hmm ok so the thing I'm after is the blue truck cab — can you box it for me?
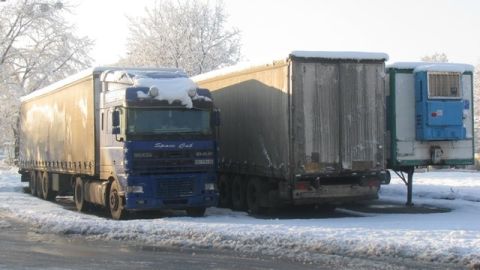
[100,69,219,218]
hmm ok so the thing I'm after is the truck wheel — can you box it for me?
[29,171,37,196]
[231,176,246,210]
[41,172,57,201]
[246,178,266,215]
[186,207,206,217]
[218,175,232,208]
[74,177,87,212]
[36,171,44,198]
[108,180,127,220]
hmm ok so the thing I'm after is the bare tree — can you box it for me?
[421,52,448,63]
[0,0,93,148]
[122,0,241,76]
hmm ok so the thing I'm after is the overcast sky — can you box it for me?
[70,0,480,67]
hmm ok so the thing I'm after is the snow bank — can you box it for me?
[102,69,210,109]
[382,171,480,202]
[21,67,197,103]
[290,51,389,61]
[0,168,479,267]
[387,62,433,70]
[414,63,475,73]
[0,220,11,229]
[388,62,474,73]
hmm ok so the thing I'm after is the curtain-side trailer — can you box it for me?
[193,51,390,213]
[17,67,219,219]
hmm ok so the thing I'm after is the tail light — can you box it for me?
[295,181,309,190]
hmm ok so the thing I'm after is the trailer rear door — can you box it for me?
[291,59,386,174]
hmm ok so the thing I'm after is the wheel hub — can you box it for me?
[110,191,119,211]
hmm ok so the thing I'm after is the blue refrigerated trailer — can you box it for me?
[386,62,475,205]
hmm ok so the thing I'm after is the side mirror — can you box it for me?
[112,110,120,135]
[212,109,221,127]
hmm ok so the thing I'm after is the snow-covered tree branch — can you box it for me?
[421,52,449,63]
[121,0,241,76]
[0,0,93,148]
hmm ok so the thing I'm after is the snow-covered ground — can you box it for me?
[0,166,479,268]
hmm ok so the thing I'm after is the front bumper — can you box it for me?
[126,193,218,211]
[124,173,219,211]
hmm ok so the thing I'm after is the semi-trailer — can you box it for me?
[193,51,391,213]
[17,67,219,219]
[386,62,475,205]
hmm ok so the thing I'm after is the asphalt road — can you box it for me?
[0,198,464,270]
[0,215,326,270]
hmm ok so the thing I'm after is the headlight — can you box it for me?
[204,183,216,191]
[117,174,128,187]
[127,186,144,193]
[194,159,214,165]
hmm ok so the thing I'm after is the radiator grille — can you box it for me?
[157,178,194,198]
[131,150,212,174]
[428,72,461,98]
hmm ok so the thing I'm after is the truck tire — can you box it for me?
[108,180,127,220]
[29,171,37,196]
[217,174,232,208]
[186,207,206,217]
[74,177,87,212]
[231,176,246,210]
[41,172,57,201]
[246,178,266,215]
[36,171,44,198]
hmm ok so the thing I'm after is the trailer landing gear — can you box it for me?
[392,166,414,207]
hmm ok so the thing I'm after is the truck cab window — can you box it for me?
[126,108,211,136]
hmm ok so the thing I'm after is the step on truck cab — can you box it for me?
[17,67,219,219]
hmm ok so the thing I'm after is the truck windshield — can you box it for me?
[127,108,211,135]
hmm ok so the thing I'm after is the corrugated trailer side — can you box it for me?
[18,73,96,176]
[195,61,291,179]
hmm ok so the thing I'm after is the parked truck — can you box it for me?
[17,67,219,219]
[193,51,391,213]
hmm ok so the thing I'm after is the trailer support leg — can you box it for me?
[393,166,414,207]
[406,168,414,207]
